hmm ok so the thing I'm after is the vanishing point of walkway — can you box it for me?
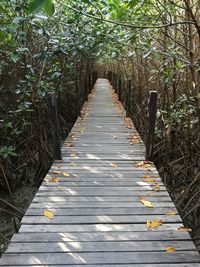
[1,79,200,266]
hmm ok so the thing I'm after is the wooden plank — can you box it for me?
[25,207,177,216]
[1,251,200,265]
[32,196,173,203]
[19,223,184,233]
[21,214,181,224]
[6,240,196,253]
[11,231,192,243]
[5,264,200,267]
[29,201,175,208]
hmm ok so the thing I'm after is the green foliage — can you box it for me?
[28,0,55,15]
[0,146,17,160]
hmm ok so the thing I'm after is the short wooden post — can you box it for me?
[92,71,98,87]
[75,80,81,116]
[145,91,158,161]
[88,73,92,93]
[118,78,122,102]
[107,71,112,83]
[84,76,88,101]
[47,92,62,160]
[126,79,131,117]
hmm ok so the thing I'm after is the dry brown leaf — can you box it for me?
[146,219,163,230]
[152,183,161,192]
[143,175,152,178]
[143,179,156,183]
[43,210,54,219]
[166,210,176,216]
[65,143,73,147]
[49,177,61,183]
[111,163,118,168]
[166,246,176,253]
[63,172,70,177]
[70,162,76,167]
[140,197,154,208]
[177,226,192,232]
[52,171,61,174]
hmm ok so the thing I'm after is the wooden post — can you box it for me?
[75,79,81,116]
[84,76,88,101]
[145,91,158,161]
[92,71,98,87]
[47,92,62,160]
[107,71,112,83]
[88,73,92,93]
[126,79,131,117]
[118,78,122,102]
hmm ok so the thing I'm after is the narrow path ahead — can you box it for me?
[1,79,200,266]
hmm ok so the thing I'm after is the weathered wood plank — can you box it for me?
[11,231,191,243]
[1,251,200,265]
[6,240,196,253]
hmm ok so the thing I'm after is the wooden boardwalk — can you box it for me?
[1,79,200,266]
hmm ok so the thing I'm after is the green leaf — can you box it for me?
[28,0,47,14]
[44,0,55,16]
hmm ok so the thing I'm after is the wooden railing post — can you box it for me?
[145,91,158,161]
[118,77,122,102]
[88,73,92,93]
[126,79,131,117]
[47,92,62,160]
[75,79,81,116]
[107,71,112,83]
[92,71,98,87]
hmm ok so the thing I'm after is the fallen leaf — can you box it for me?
[166,246,176,253]
[52,171,62,174]
[135,161,152,168]
[43,210,54,219]
[177,226,192,232]
[143,179,156,183]
[166,210,176,216]
[146,219,163,230]
[70,162,76,167]
[140,197,154,208]
[71,153,77,158]
[143,175,152,178]
[63,172,70,177]
[152,183,161,192]
[111,163,118,168]
[66,143,73,148]
[49,177,61,183]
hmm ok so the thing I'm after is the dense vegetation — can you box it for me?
[0,0,200,253]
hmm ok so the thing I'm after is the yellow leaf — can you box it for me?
[111,163,118,168]
[152,183,161,192]
[140,197,154,208]
[49,177,61,183]
[143,179,156,183]
[146,219,163,230]
[43,210,54,219]
[166,246,176,253]
[166,210,176,216]
[63,172,70,177]
[143,175,152,178]
[177,226,192,232]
